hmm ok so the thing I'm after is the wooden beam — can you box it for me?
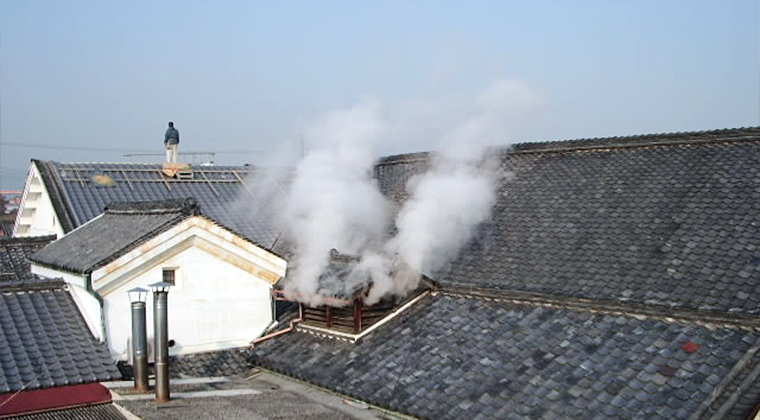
[232,170,258,200]
[120,169,134,191]
[198,169,220,197]
[158,170,172,191]
[353,298,362,333]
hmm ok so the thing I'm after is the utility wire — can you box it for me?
[1,141,280,155]
[1,142,153,153]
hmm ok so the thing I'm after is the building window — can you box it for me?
[162,268,177,285]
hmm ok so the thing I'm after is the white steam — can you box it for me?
[268,79,542,306]
[278,99,391,305]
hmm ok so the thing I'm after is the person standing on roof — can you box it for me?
[164,121,180,163]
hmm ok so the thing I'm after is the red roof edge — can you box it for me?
[0,383,111,417]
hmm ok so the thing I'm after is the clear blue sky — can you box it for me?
[1,0,758,190]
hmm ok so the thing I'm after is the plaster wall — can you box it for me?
[100,245,274,360]
[14,163,65,238]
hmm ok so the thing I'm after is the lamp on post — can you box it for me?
[149,281,172,402]
[127,287,149,393]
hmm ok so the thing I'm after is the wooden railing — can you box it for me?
[300,298,398,334]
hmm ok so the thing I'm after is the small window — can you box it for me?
[162,268,177,285]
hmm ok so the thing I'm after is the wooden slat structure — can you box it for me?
[300,298,400,334]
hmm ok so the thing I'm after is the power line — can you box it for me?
[1,142,152,153]
[0,141,280,155]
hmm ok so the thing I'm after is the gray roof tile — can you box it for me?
[26,127,760,419]
[0,236,56,285]
[31,198,283,275]
[34,161,280,250]
[0,285,121,392]
[11,403,127,420]
[29,199,194,273]
[0,237,121,393]
[31,128,760,313]
[167,347,250,379]
[251,293,760,420]
[376,127,760,314]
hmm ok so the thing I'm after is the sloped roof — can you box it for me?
[0,218,14,237]
[0,235,56,286]
[1,237,120,393]
[252,292,760,420]
[29,199,196,274]
[0,280,121,393]
[10,404,127,420]
[376,126,760,315]
[251,127,760,419]
[313,252,367,301]
[31,161,280,249]
[169,348,250,379]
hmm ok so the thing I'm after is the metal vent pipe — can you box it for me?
[150,281,172,402]
[127,287,149,392]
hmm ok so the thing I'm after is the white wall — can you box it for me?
[29,216,286,361]
[14,163,65,238]
[101,245,274,360]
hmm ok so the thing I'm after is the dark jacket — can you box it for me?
[164,127,180,144]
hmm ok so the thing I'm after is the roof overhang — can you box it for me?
[89,215,287,295]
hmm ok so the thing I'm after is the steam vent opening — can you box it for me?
[279,250,434,335]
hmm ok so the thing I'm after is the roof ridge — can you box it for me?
[32,159,78,231]
[690,341,760,420]
[50,160,257,170]
[375,151,431,166]
[0,278,66,293]
[509,126,760,154]
[373,126,760,165]
[0,234,57,245]
[440,286,760,329]
[105,197,201,216]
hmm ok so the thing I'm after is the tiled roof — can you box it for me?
[0,235,56,286]
[375,127,760,315]
[117,348,250,381]
[251,127,760,420]
[32,161,280,250]
[251,292,760,420]
[29,200,194,274]
[169,348,251,379]
[11,404,127,420]
[33,160,77,233]
[0,281,122,393]
[313,251,368,300]
[25,127,760,419]
[0,218,14,237]
[508,126,760,154]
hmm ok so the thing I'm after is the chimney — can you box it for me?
[127,287,149,392]
[150,281,172,402]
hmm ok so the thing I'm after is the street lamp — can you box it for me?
[127,287,149,392]
[149,281,172,402]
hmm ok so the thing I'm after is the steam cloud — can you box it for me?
[261,80,542,306]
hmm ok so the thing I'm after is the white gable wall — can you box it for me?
[14,163,65,238]
[102,245,274,360]
[31,216,286,361]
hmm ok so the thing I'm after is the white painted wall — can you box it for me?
[102,245,274,360]
[29,215,286,361]
[14,163,65,238]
